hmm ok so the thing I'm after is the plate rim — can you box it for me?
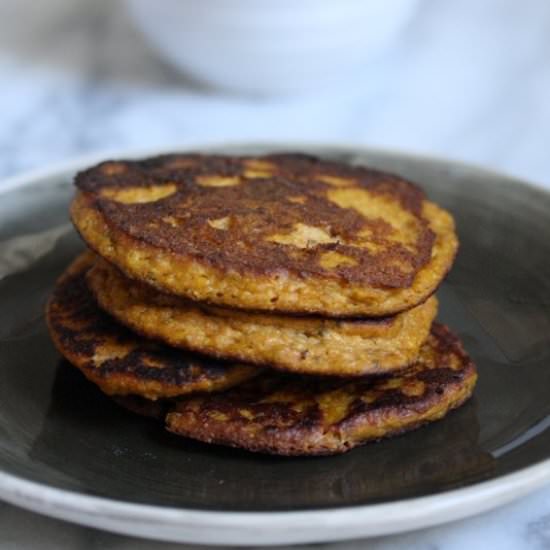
[0,459,549,545]
[1,140,549,196]
[1,141,550,545]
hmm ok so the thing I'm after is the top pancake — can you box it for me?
[71,153,458,316]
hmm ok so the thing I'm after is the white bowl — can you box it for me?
[125,0,419,96]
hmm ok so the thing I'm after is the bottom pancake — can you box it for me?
[166,324,477,456]
[46,253,259,400]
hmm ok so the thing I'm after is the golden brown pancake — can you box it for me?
[46,253,259,400]
[71,153,458,317]
[88,256,438,377]
[166,324,477,456]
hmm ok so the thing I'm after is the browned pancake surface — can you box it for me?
[71,153,458,316]
[167,324,477,456]
[46,253,259,399]
[76,154,430,287]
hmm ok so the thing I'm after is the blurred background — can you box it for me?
[0,0,550,187]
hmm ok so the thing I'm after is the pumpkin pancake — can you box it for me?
[71,153,458,317]
[46,252,259,400]
[166,324,477,456]
[87,257,438,377]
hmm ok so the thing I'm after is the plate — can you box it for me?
[0,144,549,545]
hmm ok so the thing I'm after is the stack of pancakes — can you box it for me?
[47,153,477,456]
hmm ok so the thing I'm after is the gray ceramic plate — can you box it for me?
[0,144,549,545]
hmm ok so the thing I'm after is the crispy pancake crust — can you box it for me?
[46,253,259,400]
[88,257,438,377]
[71,153,458,316]
[166,324,477,456]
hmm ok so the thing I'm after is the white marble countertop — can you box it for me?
[0,0,549,548]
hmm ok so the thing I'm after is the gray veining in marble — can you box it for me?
[0,0,549,548]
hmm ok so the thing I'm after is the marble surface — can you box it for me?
[0,0,549,548]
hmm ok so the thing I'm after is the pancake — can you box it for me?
[166,324,477,456]
[88,257,438,377]
[71,153,458,317]
[46,253,259,400]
